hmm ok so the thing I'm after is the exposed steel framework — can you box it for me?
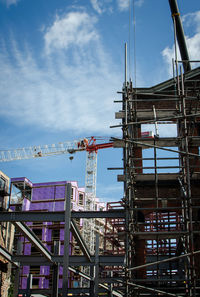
[112,59,200,296]
[1,1,200,296]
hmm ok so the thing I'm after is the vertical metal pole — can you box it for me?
[153,105,159,136]
[94,233,100,297]
[90,266,94,296]
[109,271,113,297]
[123,42,131,296]
[26,274,32,297]
[13,239,22,297]
[13,269,20,297]
[181,68,196,296]
[52,241,60,297]
[62,183,72,297]
[125,43,127,86]
[154,136,160,284]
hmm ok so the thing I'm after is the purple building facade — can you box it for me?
[10,177,88,290]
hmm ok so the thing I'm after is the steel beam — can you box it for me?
[0,245,19,267]
[125,280,182,297]
[0,210,125,221]
[128,249,200,272]
[113,137,200,150]
[118,172,200,182]
[14,221,53,262]
[115,111,200,124]
[12,255,125,266]
[18,287,123,296]
[68,266,92,281]
[68,266,123,297]
[71,219,91,261]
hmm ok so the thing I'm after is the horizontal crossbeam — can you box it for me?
[0,210,125,221]
[12,255,125,266]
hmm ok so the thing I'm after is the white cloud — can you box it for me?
[117,0,144,11]
[90,0,113,14]
[0,11,121,135]
[135,0,144,7]
[90,0,103,14]
[117,0,129,11]
[44,12,99,54]
[0,0,19,7]
[162,10,200,76]
[182,11,200,32]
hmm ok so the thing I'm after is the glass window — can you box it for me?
[10,184,23,204]
[78,193,84,206]
[71,188,74,200]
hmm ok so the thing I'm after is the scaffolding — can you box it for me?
[0,61,200,297]
[1,1,200,296]
[112,60,200,296]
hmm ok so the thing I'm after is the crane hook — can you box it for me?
[69,156,74,161]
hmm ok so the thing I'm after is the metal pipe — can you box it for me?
[117,279,182,297]
[125,138,200,158]
[94,233,100,297]
[128,249,200,271]
[125,43,127,86]
[111,112,200,128]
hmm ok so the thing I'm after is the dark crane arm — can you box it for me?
[168,0,191,72]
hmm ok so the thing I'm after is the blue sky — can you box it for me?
[0,0,200,202]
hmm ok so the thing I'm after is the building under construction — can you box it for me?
[0,0,200,296]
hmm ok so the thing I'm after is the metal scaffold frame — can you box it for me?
[111,52,200,295]
[0,1,200,296]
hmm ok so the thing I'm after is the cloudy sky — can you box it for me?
[0,0,199,202]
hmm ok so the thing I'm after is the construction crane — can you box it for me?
[0,136,113,253]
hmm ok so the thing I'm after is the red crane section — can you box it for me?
[78,136,113,153]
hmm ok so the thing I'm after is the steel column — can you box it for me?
[13,239,22,297]
[94,233,100,297]
[90,264,94,296]
[25,274,32,297]
[62,183,72,297]
[52,241,60,297]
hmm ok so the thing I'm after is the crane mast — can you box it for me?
[84,150,97,253]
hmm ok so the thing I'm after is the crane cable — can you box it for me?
[128,0,137,88]
[133,0,137,88]
[128,0,131,81]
